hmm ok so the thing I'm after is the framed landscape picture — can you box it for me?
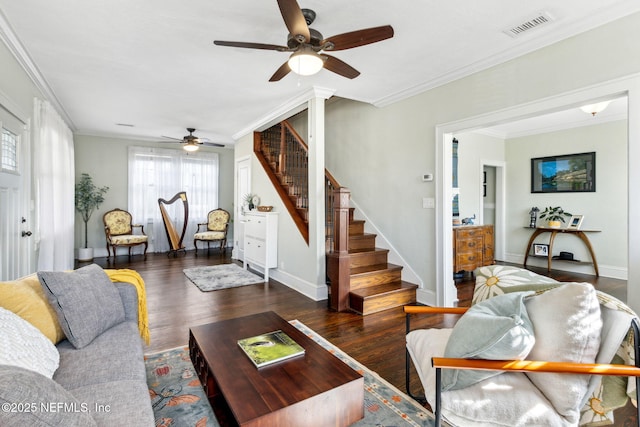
[531,152,595,193]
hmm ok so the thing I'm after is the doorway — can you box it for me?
[435,78,639,310]
[0,103,32,280]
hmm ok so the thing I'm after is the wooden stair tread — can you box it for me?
[350,281,418,298]
[349,233,377,240]
[350,263,402,276]
[348,247,388,255]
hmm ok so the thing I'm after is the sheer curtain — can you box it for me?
[128,146,219,253]
[33,98,75,271]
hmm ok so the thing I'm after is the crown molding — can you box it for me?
[0,8,75,130]
[233,86,336,140]
[373,1,640,108]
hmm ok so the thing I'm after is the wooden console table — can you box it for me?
[523,227,601,276]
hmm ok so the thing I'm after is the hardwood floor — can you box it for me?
[83,252,634,423]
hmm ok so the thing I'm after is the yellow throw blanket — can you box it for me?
[105,269,150,345]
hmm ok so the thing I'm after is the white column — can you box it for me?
[307,95,326,288]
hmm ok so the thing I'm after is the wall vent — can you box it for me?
[503,12,554,38]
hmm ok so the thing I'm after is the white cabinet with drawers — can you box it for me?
[243,212,278,282]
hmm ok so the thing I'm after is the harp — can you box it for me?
[158,191,189,256]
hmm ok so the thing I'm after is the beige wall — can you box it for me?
[74,134,235,255]
[504,120,628,274]
[318,12,640,305]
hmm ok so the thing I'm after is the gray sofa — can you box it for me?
[0,267,154,427]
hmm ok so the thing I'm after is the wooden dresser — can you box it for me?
[453,225,494,273]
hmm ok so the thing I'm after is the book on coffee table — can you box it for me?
[238,330,305,368]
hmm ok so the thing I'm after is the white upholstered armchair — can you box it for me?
[405,265,640,427]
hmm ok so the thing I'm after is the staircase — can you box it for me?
[327,201,418,315]
[255,121,417,315]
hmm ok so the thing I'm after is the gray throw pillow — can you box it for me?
[442,291,535,390]
[38,264,125,349]
[0,365,97,427]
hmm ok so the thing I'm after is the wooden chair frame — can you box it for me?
[103,208,148,261]
[404,305,640,427]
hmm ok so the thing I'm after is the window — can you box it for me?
[1,127,18,173]
[128,146,219,253]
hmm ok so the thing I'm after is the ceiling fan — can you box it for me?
[161,128,225,152]
[213,0,394,81]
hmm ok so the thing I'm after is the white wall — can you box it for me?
[74,134,235,256]
[320,12,640,308]
[454,132,505,221]
[233,131,325,300]
[504,120,628,277]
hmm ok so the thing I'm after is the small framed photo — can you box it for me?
[533,243,549,256]
[567,215,584,230]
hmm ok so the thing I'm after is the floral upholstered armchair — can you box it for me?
[194,208,230,254]
[103,208,148,261]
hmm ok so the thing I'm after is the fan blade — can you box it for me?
[161,135,183,141]
[323,55,360,79]
[277,0,309,43]
[322,25,394,51]
[214,40,289,51]
[269,61,292,82]
[202,142,226,148]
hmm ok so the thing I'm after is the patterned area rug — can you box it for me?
[145,320,436,427]
[183,263,263,292]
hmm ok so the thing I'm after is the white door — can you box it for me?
[0,104,32,280]
[233,156,251,260]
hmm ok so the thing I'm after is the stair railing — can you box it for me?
[254,120,341,247]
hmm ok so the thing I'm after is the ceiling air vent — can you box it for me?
[503,12,554,38]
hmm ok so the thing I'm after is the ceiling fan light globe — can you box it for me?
[288,50,324,76]
[183,143,199,152]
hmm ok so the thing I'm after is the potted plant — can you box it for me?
[243,193,257,211]
[539,206,571,228]
[75,173,109,261]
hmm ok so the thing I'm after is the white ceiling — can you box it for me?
[1,0,638,146]
[476,96,628,139]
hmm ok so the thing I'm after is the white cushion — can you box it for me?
[406,327,452,405]
[442,291,535,390]
[0,307,60,378]
[525,283,602,424]
[407,327,568,426]
[442,372,570,427]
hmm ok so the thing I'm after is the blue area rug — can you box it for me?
[145,320,435,427]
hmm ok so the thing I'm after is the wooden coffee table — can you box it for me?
[189,311,364,427]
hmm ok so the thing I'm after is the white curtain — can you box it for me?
[33,98,75,271]
[128,146,219,253]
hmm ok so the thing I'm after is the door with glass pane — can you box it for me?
[0,105,31,280]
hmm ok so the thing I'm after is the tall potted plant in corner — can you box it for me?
[75,173,109,261]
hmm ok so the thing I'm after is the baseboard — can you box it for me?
[269,269,328,302]
[503,252,628,280]
[416,288,437,306]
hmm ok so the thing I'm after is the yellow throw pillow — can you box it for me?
[0,274,65,344]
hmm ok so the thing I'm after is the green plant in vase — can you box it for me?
[75,173,109,260]
[539,206,571,228]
